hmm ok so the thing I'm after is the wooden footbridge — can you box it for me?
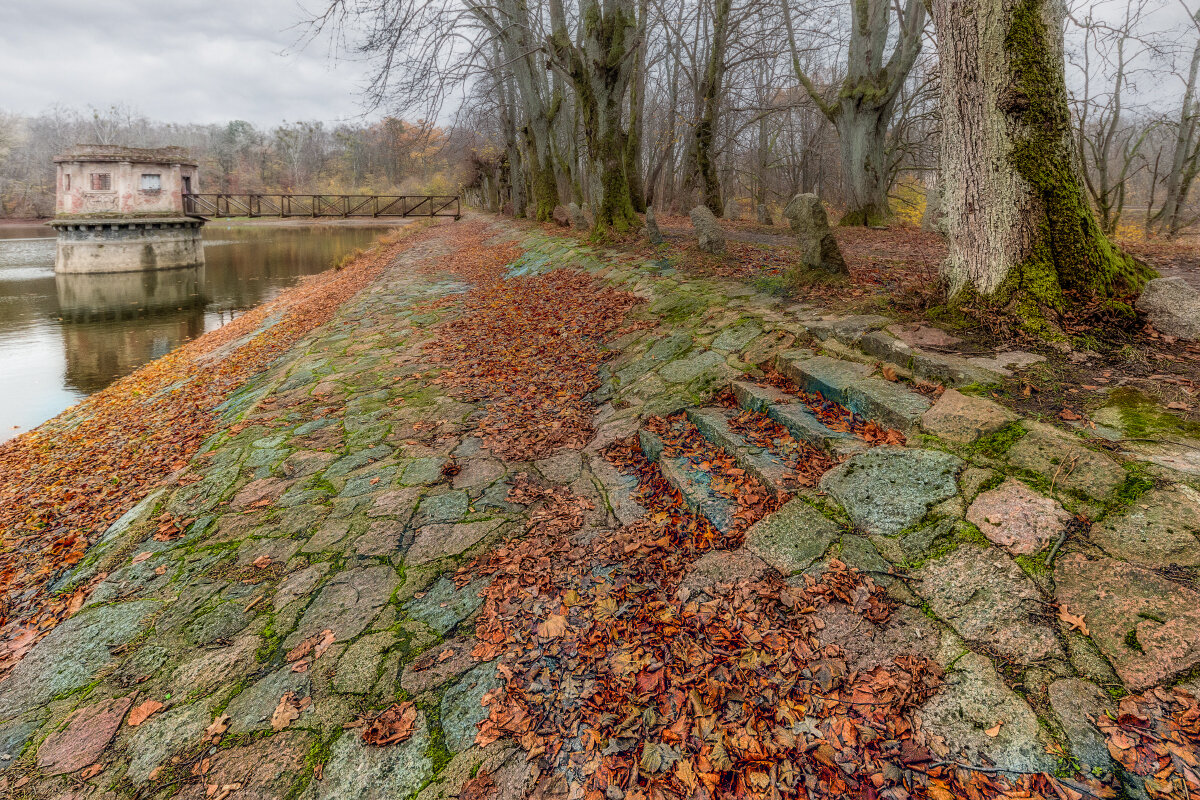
[182,193,461,220]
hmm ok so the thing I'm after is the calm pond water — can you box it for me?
[0,222,400,442]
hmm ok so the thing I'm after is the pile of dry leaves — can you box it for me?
[1097,687,1200,799]
[452,433,949,800]
[422,222,642,460]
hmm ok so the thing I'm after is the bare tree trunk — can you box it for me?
[933,0,1151,333]
[1155,16,1200,239]
[694,0,732,215]
[548,0,640,233]
[783,0,925,226]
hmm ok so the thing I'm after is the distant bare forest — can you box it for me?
[0,106,476,218]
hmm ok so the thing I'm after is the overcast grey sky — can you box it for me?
[0,0,370,126]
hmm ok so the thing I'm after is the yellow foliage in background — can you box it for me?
[890,177,927,227]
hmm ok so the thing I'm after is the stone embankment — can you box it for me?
[1,215,1196,800]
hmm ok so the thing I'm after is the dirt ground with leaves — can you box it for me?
[1,213,1199,800]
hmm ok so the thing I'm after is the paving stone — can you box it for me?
[819,447,962,536]
[658,350,726,384]
[453,457,505,490]
[535,451,583,483]
[966,350,1046,376]
[887,323,962,349]
[171,635,261,695]
[303,521,351,553]
[367,488,422,521]
[766,403,861,455]
[237,537,300,567]
[1006,423,1126,500]
[1048,678,1114,774]
[915,544,1063,665]
[742,330,796,366]
[285,565,398,647]
[815,603,941,672]
[354,519,410,558]
[679,549,770,598]
[334,632,394,694]
[185,602,252,647]
[340,466,399,498]
[921,389,1016,443]
[125,701,211,783]
[417,491,470,523]
[400,456,449,486]
[231,477,295,510]
[175,730,313,800]
[588,456,645,526]
[1055,553,1200,690]
[116,644,170,686]
[1088,486,1200,568]
[0,718,40,770]
[325,445,393,478]
[646,332,692,362]
[316,715,435,800]
[415,742,518,800]
[280,450,338,478]
[743,498,840,575]
[404,577,488,635]
[917,650,1056,774]
[37,694,135,776]
[406,520,504,565]
[711,321,762,353]
[0,599,159,719]
[966,479,1071,556]
[800,315,889,343]
[441,665,501,758]
[399,637,479,696]
[273,563,330,612]
[225,667,311,734]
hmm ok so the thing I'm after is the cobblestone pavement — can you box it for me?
[1,215,1197,799]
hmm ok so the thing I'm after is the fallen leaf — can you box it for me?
[77,763,104,779]
[127,699,164,727]
[985,721,1004,737]
[361,701,418,746]
[252,555,272,569]
[1058,605,1089,636]
[205,713,230,743]
[537,613,568,639]
[881,365,898,382]
[131,551,153,564]
[271,692,310,731]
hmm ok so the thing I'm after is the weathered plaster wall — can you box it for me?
[56,161,197,217]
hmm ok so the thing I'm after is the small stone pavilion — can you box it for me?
[49,145,205,273]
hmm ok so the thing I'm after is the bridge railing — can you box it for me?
[182,193,460,219]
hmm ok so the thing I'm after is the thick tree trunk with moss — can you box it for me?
[548,0,640,234]
[933,0,1151,332]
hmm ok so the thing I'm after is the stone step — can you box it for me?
[730,380,793,413]
[776,352,930,432]
[730,380,862,456]
[857,331,1003,388]
[767,405,865,457]
[637,429,737,533]
[685,407,791,499]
